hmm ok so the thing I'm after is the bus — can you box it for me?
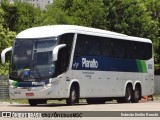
[1,25,154,106]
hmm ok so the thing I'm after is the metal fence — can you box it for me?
[0,75,160,99]
[0,75,9,99]
[154,75,160,95]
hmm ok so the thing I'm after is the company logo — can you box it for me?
[24,71,29,76]
[32,82,45,86]
[73,62,79,68]
[82,58,98,68]
[2,112,12,118]
[23,69,30,79]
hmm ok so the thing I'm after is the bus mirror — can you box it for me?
[52,44,66,61]
[1,47,12,64]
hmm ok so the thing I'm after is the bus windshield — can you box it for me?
[10,38,58,81]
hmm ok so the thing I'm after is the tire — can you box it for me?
[131,87,140,103]
[28,99,38,106]
[66,86,78,105]
[86,98,106,104]
[117,86,133,103]
[124,86,133,103]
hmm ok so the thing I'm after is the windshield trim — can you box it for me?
[16,37,58,41]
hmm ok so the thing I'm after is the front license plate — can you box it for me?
[26,93,34,96]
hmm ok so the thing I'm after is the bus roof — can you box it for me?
[16,25,152,43]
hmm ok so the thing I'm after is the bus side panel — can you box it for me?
[72,70,126,98]
[141,59,154,96]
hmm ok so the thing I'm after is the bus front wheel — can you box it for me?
[66,86,78,105]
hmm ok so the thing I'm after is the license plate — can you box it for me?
[26,93,34,96]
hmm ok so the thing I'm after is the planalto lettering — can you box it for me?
[32,82,45,86]
[82,58,98,68]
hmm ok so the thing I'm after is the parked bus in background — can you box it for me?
[1,25,154,106]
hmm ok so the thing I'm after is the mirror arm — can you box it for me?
[1,47,12,64]
[52,44,66,61]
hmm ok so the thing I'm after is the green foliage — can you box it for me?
[143,0,160,63]
[0,63,9,75]
[0,6,16,75]
[0,8,4,24]
[143,0,160,21]
[1,1,43,33]
[104,0,158,39]
[0,25,16,55]
[43,0,106,29]
[65,0,106,29]
[0,25,16,74]
[42,2,72,25]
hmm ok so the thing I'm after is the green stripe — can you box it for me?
[12,81,19,87]
[136,60,147,73]
[141,60,147,73]
[136,60,142,72]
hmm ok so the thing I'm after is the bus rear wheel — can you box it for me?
[131,87,140,103]
[117,86,133,103]
[66,86,78,105]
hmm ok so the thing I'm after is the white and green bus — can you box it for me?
[1,25,154,106]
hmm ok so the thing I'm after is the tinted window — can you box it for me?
[145,43,152,60]
[55,33,74,75]
[75,34,106,56]
[75,34,152,60]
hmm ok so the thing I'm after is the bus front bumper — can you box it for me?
[9,85,57,99]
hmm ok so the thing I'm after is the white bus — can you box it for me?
[1,25,154,106]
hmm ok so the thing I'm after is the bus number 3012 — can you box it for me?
[148,64,153,69]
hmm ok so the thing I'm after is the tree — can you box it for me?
[103,0,158,39]
[15,2,44,32]
[143,0,160,63]
[1,1,18,32]
[43,0,106,29]
[1,1,43,33]
[42,1,72,25]
[0,8,16,75]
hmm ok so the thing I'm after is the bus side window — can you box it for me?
[75,34,90,56]
[109,40,115,57]
[145,43,152,60]
[57,47,67,74]
[55,33,74,75]
[114,39,125,58]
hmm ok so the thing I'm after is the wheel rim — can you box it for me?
[71,89,76,101]
[127,87,132,101]
[135,89,139,99]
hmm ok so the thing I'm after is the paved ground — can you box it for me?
[0,100,160,120]
[0,101,159,111]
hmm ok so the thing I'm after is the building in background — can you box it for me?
[0,0,54,9]
[21,0,54,9]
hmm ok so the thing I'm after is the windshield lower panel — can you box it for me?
[10,38,58,82]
